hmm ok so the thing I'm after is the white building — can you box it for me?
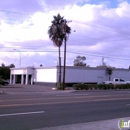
[10,66,130,86]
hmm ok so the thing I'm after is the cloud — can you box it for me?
[0,1,130,68]
[0,0,44,13]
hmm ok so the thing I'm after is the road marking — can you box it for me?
[0,94,129,103]
[0,97,130,108]
[0,94,129,104]
[126,104,130,106]
[56,94,90,96]
[0,111,45,117]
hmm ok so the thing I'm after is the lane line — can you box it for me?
[126,104,130,106]
[0,94,128,102]
[0,97,130,108]
[56,94,90,96]
[0,111,45,117]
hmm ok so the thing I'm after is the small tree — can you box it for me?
[106,67,113,81]
[1,63,5,67]
[9,64,15,68]
[40,64,43,67]
[74,56,88,66]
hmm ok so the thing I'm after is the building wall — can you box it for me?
[65,67,105,84]
[110,69,130,81]
[10,66,130,85]
[10,67,35,85]
[64,67,130,84]
[11,67,34,75]
[34,67,57,83]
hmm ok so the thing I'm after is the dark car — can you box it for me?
[0,80,9,85]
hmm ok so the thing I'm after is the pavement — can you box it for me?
[0,84,78,95]
[0,84,130,130]
[33,117,130,130]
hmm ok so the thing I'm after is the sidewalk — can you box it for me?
[33,117,130,130]
[0,84,76,94]
[0,84,130,94]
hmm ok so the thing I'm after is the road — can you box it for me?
[0,90,130,130]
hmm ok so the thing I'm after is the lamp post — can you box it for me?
[14,49,21,68]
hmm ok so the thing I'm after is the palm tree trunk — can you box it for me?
[63,39,66,90]
[58,46,61,87]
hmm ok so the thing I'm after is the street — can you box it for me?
[0,90,130,130]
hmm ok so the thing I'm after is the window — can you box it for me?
[120,79,125,82]
[115,79,118,81]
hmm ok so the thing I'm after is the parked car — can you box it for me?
[0,80,9,85]
[103,78,130,85]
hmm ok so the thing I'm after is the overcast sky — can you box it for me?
[0,0,130,68]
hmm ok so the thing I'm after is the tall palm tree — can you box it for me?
[48,14,71,89]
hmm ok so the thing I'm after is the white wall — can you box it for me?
[65,67,105,84]
[65,67,130,84]
[11,69,25,75]
[111,69,130,81]
[10,66,130,84]
[26,68,34,74]
[34,68,57,82]
[11,68,34,75]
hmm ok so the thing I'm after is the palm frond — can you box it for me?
[48,13,71,47]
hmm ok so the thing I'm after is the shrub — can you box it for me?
[97,84,104,89]
[56,82,67,90]
[93,84,98,90]
[73,83,89,90]
[73,84,81,90]
[110,85,115,89]
[84,84,89,90]
[73,83,130,90]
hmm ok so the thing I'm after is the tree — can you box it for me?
[1,63,5,67]
[48,14,71,89]
[0,63,14,80]
[74,56,88,66]
[9,64,15,68]
[106,67,113,81]
[40,64,43,67]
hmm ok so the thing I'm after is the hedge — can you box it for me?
[73,83,130,90]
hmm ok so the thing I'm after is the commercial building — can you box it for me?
[10,66,130,86]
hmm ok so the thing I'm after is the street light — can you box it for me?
[14,49,21,68]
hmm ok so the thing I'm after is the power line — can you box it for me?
[67,51,130,61]
[0,49,130,61]
[0,9,31,15]
[72,20,130,37]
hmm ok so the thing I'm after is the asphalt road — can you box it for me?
[0,90,130,130]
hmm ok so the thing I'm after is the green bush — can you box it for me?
[56,82,67,90]
[93,84,98,90]
[97,84,105,89]
[84,84,89,90]
[73,83,130,90]
[73,83,89,90]
[124,84,130,89]
[110,85,115,89]
[73,84,81,90]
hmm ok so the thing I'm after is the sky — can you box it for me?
[0,0,130,68]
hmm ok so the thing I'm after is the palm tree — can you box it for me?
[106,67,113,81]
[48,14,71,89]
